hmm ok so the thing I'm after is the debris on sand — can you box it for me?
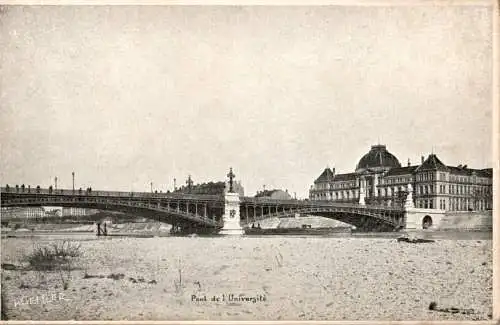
[1,263,17,270]
[107,273,125,280]
[429,302,475,315]
[397,237,435,244]
[83,273,105,279]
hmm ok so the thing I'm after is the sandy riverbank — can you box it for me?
[1,222,172,234]
[1,235,492,321]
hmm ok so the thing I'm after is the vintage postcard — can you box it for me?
[0,2,497,322]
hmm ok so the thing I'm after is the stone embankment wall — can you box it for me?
[436,211,492,231]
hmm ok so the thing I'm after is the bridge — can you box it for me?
[0,189,409,233]
[1,170,441,233]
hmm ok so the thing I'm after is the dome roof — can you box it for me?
[356,145,401,172]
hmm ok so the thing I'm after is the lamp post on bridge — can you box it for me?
[72,172,75,192]
[186,175,193,194]
[55,176,58,190]
[174,178,177,191]
[150,182,153,193]
[227,167,235,193]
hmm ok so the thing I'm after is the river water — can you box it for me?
[2,229,492,241]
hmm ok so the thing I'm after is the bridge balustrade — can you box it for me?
[0,187,222,202]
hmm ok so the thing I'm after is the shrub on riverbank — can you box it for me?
[23,241,82,290]
[26,241,81,271]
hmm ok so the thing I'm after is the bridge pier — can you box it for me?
[404,208,445,230]
[220,191,243,235]
[403,184,444,230]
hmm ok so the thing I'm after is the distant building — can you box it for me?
[1,207,96,220]
[309,144,492,211]
[62,207,95,216]
[174,180,244,196]
[1,207,44,220]
[255,189,292,200]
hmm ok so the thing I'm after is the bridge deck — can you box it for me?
[0,187,222,202]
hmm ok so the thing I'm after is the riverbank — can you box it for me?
[1,235,492,321]
[1,222,172,234]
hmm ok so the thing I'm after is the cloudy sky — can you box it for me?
[0,5,493,197]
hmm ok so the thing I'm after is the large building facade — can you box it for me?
[309,145,492,211]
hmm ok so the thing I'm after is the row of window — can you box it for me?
[314,181,357,190]
[416,199,434,209]
[416,172,435,182]
[419,184,491,195]
[333,181,356,189]
[320,173,491,188]
[312,190,358,200]
[311,192,492,210]
[449,174,490,184]
[315,182,491,196]
[378,187,405,196]
[381,177,411,185]
[448,197,490,211]
[414,198,490,211]
[312,187,492,205]
[421,172,491,184]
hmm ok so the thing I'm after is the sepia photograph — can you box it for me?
[0,3,496,322]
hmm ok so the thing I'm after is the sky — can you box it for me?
[0,5,493,198]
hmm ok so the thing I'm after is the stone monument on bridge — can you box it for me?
[220,168,244,235]
[358,178,366,205]
[404,183,414,209]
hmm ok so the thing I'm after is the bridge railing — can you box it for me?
[0,187,222,201]
[241,197,403,211]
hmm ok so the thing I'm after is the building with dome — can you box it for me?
[309,144,492,211]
